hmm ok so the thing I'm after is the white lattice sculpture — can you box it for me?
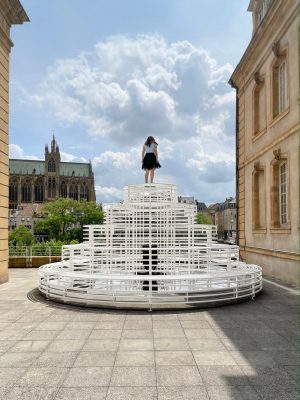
[39,183,262,309]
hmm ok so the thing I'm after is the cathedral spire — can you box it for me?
[51,133,56,152]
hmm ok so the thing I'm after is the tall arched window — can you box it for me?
[48,177,56,198]
[80,184,88,201]
[271,150,289,229]
[48,158,56,173]
[252,72,266,137]
[35,178,44,202]
[271,45,288,119]
[69,183,78,200]
[22,179,31,202]
[60,180,67,198]
[252,162,266,230]
[9,180,18,203]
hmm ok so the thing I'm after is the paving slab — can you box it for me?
[0,368,26,388]
[198,365,248,386]
[115,351,154,366]
[46,340,85,353]
[35,352,78,368]
[110,366,156,386]
[16,367,68,387]
[155,350,195,366]
[0,352,40,368]
[62,367,112,387]
[74,351,116,367]
[54,387,107,400]
[250,385,299,400]
[0,342,16,353]
[206,385,261,400]
[94,321,124,330]
[56,330,91,340]
[106,387,157,400]
[2,386,57,400]
[154,338,190,351]
[83,339,119,352]
[193,351,237,366]
[157,386,209,400]
[122,329,153,339]
[118,339,153,351]
[156,366,203,386]
[8,340,50,353]
[89,329,122,340]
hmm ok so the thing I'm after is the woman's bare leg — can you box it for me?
[150,168,155,183]
[145,169,149,183]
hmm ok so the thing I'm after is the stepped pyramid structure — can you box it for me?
[39,184,262,309]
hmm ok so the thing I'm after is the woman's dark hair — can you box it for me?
[145,136,157,147]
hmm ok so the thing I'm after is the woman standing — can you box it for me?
[141,136,161,183]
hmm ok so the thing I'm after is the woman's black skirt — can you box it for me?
[142,153,161,170]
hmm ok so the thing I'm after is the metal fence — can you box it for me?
[9,246,62,257]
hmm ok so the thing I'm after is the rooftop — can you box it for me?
[9,159,91,178]
[0,269,297,399]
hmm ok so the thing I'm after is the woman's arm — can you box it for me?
[154,145,159,162]
[142,145,145,162]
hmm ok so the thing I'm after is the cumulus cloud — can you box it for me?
[95,185,123,202]
[16,33,237,203]
[9,144,40,160]
[187,156,235,183]
[21,34,234,144]
[60,151,88,163]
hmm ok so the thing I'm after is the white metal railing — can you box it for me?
[9,246,62,257]
[38,183,262,309]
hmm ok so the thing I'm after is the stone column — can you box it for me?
[31,178,34,203]
[0,1,29,283]
[18,177,21,204]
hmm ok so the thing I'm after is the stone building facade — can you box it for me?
[216,198,237,242]
[9,136,96,209]
[230,0,299,286]
[0,0,29,284]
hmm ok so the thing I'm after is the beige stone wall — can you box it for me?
[0,0,29,283]
[231,0,299,286]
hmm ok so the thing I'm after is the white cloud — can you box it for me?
[21,34,234,145]
[187,151,235,183]
[60,151,88,163]
[17,33,237,203]
[9,144,40,160]
[95,185,123,202]
[206,91,235,109]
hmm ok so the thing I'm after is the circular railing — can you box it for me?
[39,261,262,310]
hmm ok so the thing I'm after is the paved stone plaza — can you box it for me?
[0,269,298,400]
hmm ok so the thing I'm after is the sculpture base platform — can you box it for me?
[39,262,262,310]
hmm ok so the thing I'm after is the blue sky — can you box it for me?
[10,0,252,203]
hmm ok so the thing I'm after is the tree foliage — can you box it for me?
[34,198,104,242]
[196,212,212,225]
[9,226,34,246]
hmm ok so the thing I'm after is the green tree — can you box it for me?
[9,226,34,246]
[34,198,104,242]
[70,201,104,242]
[78,201,104,227]
[35,198,79,241]
[196,212,212,225]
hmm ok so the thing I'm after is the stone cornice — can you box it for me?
[0,0,29,26]
[0,23,13,51]
[230,0,298,87]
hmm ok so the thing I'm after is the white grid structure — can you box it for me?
[39,183,262,309]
